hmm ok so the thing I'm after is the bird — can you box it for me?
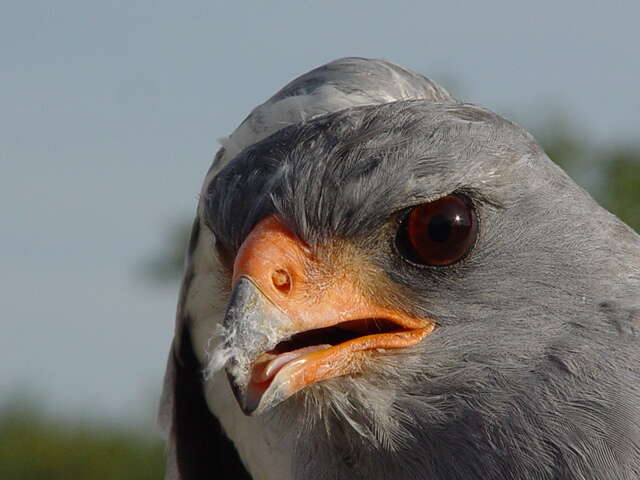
[159,57,640,479]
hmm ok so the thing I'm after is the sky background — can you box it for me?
[1,0,638,430]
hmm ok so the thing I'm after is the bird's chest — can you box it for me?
[206,371,295,480]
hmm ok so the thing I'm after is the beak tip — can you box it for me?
[225,368,261,416]
[241,397,260,416]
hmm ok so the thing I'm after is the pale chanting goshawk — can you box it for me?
[159,58,640,479]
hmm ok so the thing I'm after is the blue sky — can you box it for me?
[1,0,638,426]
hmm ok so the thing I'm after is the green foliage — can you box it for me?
[541,134,640,232]
[0,405,164,480]
[535,123,588,173]
[600,148,640,231]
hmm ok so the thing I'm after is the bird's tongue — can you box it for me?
[251,344,332,384]
[244,344,331,412]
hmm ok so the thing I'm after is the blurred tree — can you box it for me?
[0,404,164,480]
[537,126,586,173]
[599,148,640,231]
[140,221,193,284]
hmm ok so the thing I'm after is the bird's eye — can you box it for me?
[396,194,478,266]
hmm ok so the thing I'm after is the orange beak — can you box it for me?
[222,216,434,415]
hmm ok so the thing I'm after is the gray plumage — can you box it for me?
[160,57,640,479]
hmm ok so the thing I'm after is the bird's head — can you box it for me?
[162,58,640,479]
[200,98,618,436]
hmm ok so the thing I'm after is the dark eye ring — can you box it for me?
[395,193,478,266]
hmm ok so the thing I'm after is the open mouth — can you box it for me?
[272,318,403,353]
[246,318,429,409]
[223,215,436,415]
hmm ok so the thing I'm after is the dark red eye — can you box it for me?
[396,194,477,266]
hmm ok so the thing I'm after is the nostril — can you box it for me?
[272,269,292,294]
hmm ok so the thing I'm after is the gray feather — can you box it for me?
[162,57,640,480]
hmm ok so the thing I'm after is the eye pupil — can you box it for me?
[397,194,477,266]
[427,214,452,243]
